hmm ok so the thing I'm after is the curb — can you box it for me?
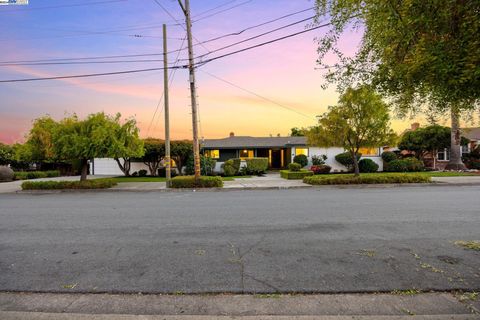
[0,312,477,320]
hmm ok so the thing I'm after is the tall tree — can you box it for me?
[171,140,193,174]
[290,127,305,137]
[307,86,395,176]
[0,143,14,166]
[53,113,144,181]
[315,0,480,170]
[17,116,59,165]
[142,138,165,176]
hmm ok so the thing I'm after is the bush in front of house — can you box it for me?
[311,154,327,165]
[21,179,117,190]
[293,154,308,168]
[381,151,397,163]
[463,146,480,170]
[358,159,379,173]
[170,176,223,188]
[185,155,216,176]
[385,157,424,172]
[222,158,241,176]
[157,167,178,178]
[138,169,148,177]
[335,152,362,171]
[245,158,268,175]
[280,169,314,180]
[303,173,431,185]
[310,164,332,174]
[287,162,302,172]
[14,170,61,180]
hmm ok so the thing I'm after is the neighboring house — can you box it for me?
[202,132,384,172]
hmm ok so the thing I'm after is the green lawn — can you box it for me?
[106,175,251,183]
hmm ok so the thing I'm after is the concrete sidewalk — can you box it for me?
[0,292,478,318]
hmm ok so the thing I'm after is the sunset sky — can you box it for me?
[0,0,426,144]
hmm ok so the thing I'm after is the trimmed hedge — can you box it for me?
[280,170,314,180]
[223,158,241,176]
[14,170,61,180]
[303,173,431,185]
[170,175,223,188]
[245,158,268,175]
[358,159,379,173]
[385,158,424,172]
[335,152,361,171]
[381,151,397,163]
[287,162,302,172]
[21,179,117,190]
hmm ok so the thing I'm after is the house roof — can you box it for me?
[202,136,307,149]
[462,128,480,141]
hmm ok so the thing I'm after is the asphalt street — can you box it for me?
[0,186,479,294]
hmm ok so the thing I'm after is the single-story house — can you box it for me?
[202,132,384,172]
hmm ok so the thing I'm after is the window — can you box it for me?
[205,149,220,159]
[295,148,309,157]
[358,147,379,157]
[437,148,450,161]
[239,149,254,159]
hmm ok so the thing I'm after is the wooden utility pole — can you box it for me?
[178,0,201,181]
[163,24,172,187]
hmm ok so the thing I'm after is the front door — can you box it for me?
[271,149,282,169]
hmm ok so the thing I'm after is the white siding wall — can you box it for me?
[292,147,384,172]
[92,158,150,176]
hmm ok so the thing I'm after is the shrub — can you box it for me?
[310,164,331,174]
[185,155,216,176]
[385,158,424,172]
[170,176,223,188]
[358,159,379,173]
[335,152,361,171]
[223,161,236,176]
[293,154,308,167]
[138,169,148,177]
[280,170,314,180]
[245,158,268,175]
[303,173,431,185]
[287,162,302,172]
[131,171,139,177]
[14,170,60,180]
[463,146,480,170]
[311,154,327,165]
[21,179,117,190]
[381,151,397,163]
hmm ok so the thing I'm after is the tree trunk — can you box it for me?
[352,153,360,177]
[445,109,466,170]
[115,158,131,176]
[80,158,88,181]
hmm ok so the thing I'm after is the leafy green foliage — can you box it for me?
[21,179,117,190]
[311,154,327,165]
[287,162,302,172]
[171,141,193,172]
[185,155,216,176]
[0,143,14,165]
[170,176,223,188]
[17,116,58,163]
[463,146,480,169]
[245,158,269,175]
[335,152,362,172]
[223,158,241,176]
[142,138,165,176]
[307,86,396,175]
[385,158,425,172]
[358,159,379,173]
[280,170,314,180]
[293,154,308,168]
[304,173,431,185]
[290,127,305,136]
[314,0,480,114]
[381,151,397,163]
[14,170,60,180]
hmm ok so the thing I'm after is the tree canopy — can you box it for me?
[142,138,165,176]
[307,86,395,175]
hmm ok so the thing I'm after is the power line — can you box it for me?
[200,70,313,119]
[0,65,186,83]
[0,59,173,67]
[197,21,333,66]
[0,0,127,12]
[0,7,314,64]
[193,0,238,19]
[194,16,315,61]
[0,20,335,83]
[192,0,253,23]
